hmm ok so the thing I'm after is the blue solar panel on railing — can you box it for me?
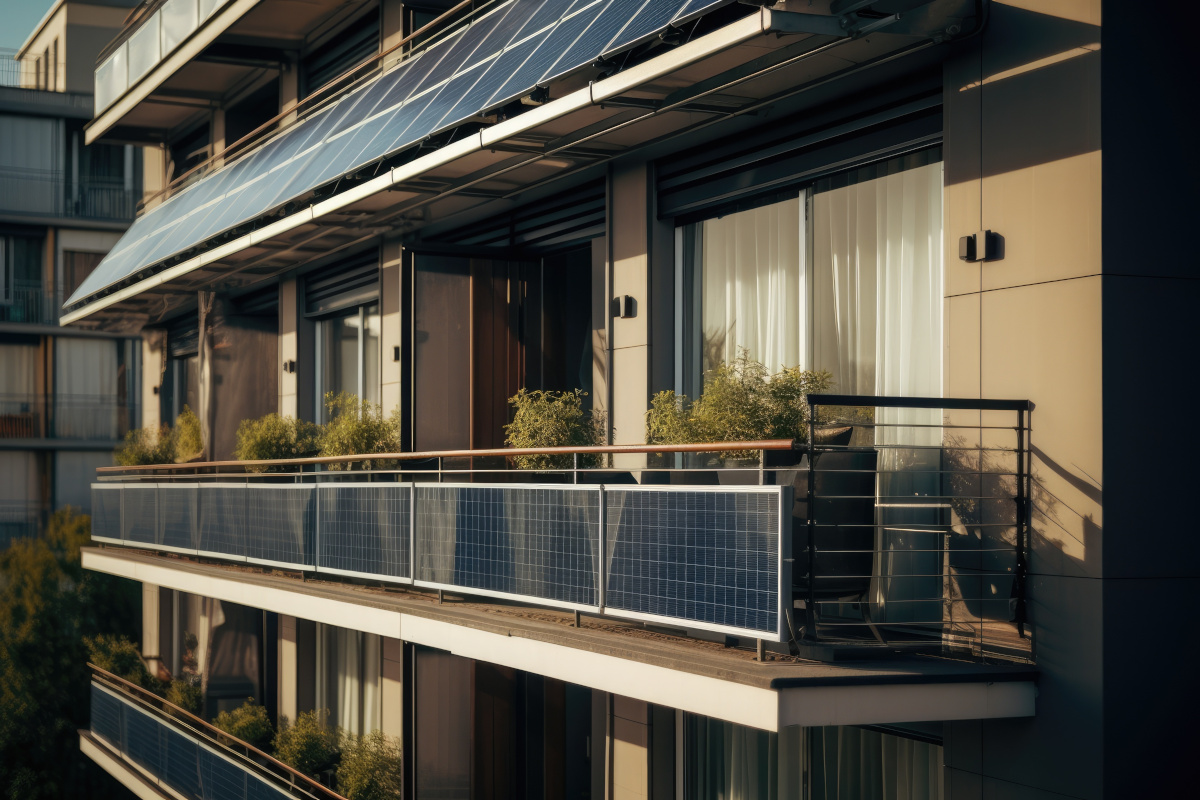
[245,486,315,567]
[200,746,251,800]
[122,485,158,545]
[163,726,203,800]
[604,489,781,636]
[198,484,246,558]
[123,703,166,777]
[91,486,123,541]
[159,484,197,550]
[90,684,124,748]
[317,484,411,579]
[415,485,601,607]
[66,0,737,310]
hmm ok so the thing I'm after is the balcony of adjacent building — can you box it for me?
[0,167,139,226]
[0,392,139,444]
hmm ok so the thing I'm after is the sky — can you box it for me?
[0,0,60,52]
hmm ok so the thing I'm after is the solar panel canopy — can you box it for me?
[67,0,736,309]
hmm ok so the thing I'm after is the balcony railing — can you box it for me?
[0,393,138,440]
[90,396,1033,661]
[0,501,49,548]
[88,664,348,800]
[0,47,65,91]
[0,281,61,325]
[0,167,138,221]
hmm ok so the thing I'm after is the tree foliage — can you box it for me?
[645,350,833,458]
[235,413,321,471]
[214,698,274,751]
[503,389,606,469]
[0,509,139,799]
[114,406,205,465]
[86,634,161,693]
[317,393,401,470]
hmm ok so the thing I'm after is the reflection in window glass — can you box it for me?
[316,302,381,419]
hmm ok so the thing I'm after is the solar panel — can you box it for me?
[122,484,158,545]
[603,487,786,639]
[91,485,123,542]
[197,483,247,560]
[163,727,203,799]
[68,0,738,311]
[123,703,166,776]
[414,484,601,608]
[245,486,315,568]
[158,483,198,552]
[317,483,411,580]
[90,684,124,748]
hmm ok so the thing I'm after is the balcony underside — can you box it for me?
[84,545,1036,732]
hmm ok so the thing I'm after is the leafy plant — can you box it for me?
[173,406,204,462]
[165,679,202,716]
[645,350,833,458]
[274,710,340,777]
[318,393,401,470]
[214,699,273,751]
[85,634,161,693]
[337,730,403,800]
[113,425,174,466]
[114,407,205,466]
[235,413,321,472]
[504,389,606,470]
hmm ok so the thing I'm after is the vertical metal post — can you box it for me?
[437,456,443,483]
[408,482,417,585]
[597,486,606,613]
[804,398,818,641]
[1014,408,1029,639]
[573,452,579,485]
[758,449,765,485]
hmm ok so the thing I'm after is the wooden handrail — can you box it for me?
[89,663,348,800]
[97,439,800,473]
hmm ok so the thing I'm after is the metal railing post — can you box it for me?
[1014,407,1029,639]
[597,486,606,613]
[804,397,817,641]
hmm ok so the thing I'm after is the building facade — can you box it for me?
[67,1,1197,798]
[1,0,142,545]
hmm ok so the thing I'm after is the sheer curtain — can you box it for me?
[699,196,805,380]
[808,727,943,800]
[55,338,119,438]
[317,624,382,736]
[810,159,944,625]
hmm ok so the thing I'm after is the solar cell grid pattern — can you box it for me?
[164,726,203,800]
[90,684,123,747]
[68,0,735,307]
[121,485,158,545]
[318,484,411,579]
[91,486,122,540]
[415,485,600,607]
[122,701,165,776]
[244,486,315,567]
[158,484,198,550]
[197,484,247,558]
[604,489,781,636]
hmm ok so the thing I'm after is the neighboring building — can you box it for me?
[66,1,1196,799]
[1,0,142,545]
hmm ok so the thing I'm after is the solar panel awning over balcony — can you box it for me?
[66,0,736,310]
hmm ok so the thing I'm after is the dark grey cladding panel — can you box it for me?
[67,0,737,311]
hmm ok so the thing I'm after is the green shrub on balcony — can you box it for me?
[85,634,162,693]
[234,413,321,472]
[214,698,273,751]
[504,389,606,469]
[645,350,833,458]
[337,730,403,800]
[165,678,202,716]
[114,406,205,466]
[274,709,341,778]
[318,393,401,470]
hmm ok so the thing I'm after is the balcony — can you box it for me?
[0,167,138,223]
[90,396,1032,662]
[0,393,138,442]
[0,282,61,325]
[85,664,345,800]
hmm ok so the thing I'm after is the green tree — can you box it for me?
[0,509,139,799]
[338,730,402,800]
[214,699,274,751]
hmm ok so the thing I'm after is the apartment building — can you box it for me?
[1,0,142,546]
[66,1,1196,798]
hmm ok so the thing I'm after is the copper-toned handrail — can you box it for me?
[97,439,800,474]
[89,663,348,800]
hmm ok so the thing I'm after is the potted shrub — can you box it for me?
[114,406,205,465]
[503,389,606,470]
[274,709,341,783]
[337,730,403,800]
[213,698,274,751]
[234,413,321,472]
[318,393,401,471]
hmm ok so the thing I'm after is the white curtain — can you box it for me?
[808,727,943,800]
[0,343,37,396]
[810,161,943,398]
[55,339,119,439]
[700,197,805,376]
[317,624,382,736]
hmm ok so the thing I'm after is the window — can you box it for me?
[676,149,943,402]
[315,303,381,419]
[315,623,381,736]
[683,715,943,800]
[300,9,380,99]
[62,251,104,298]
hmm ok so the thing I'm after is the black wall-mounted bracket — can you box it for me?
[959,230,1004,262]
